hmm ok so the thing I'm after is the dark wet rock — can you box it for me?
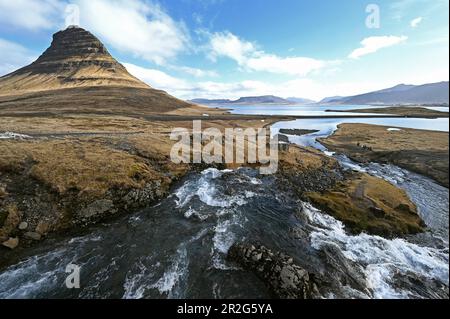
[279,167,344,194]
[276,146,345,194]
[279,129,320,136]
[78,199,116,221]
[120,180,166,209]
[275,134,290,143]
[0,169,171,254]
[392,271,449,299]
[316,244,371,297]
[227,242,316,299]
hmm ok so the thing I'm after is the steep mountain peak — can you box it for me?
[36,26,112,64]
[0,26,149,96]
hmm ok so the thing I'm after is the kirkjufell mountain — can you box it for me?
[0,26,192,114]
[0,26,148,94]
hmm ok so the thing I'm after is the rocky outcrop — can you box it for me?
[227,243,317,299]
[276,145,344,194]
[275,145,425,238]
[392,271,449,299]
[0,169,174,255]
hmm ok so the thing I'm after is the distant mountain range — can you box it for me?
[190,81,448,106]
[318,96,345,104]
[320,82,449,105]
[286,97,316,104]
[190,95,315,105]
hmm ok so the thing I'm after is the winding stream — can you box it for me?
[0,116,448,299]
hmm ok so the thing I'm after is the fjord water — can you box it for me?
[271,117,449,151]
[0,105,448,299]
[223,103,449,117]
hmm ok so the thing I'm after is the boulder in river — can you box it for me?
[227,242,316,299]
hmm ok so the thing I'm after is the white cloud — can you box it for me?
[176,66,218,78]
[209,31,256,64]
[410,17,423,28]
[123,62,191,91]
[123,62,394,101]
[0,0,64,30]
[246,55,327,76]
[75,0,189,65]
[349,36,408,59]
[0,38,36,76]
[0,0,189,65]
[208,31,328,76]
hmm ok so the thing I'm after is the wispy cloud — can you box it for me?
[123,62,191,91]
[0,0,64,30]
[208,31,328,76]
[349,36,408,59]
[0,38,36,76]
[410,17,423,28]
[390,0,448,21]
[208,31,256,64]
[0,0,191,65]
[176,66,218,78]
[124,62,390,101]
[75,0,190,65]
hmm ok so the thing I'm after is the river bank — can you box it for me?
[319,123,449,187]
[0,111,448,298]
[0,111,283,262]
[0,117,422,255]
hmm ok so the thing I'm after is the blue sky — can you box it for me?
[0,0,448,100]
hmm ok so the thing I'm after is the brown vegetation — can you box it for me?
[306,173,425,237]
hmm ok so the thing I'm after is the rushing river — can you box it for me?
[0,108,448,299]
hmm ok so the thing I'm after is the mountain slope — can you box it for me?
[286,97,316,104]
[0,26,194,114]
[333,82,449,105]
[318,96,345,104]
[233,95,292,104]
[190,98,232,105]
[189,95,293,105]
